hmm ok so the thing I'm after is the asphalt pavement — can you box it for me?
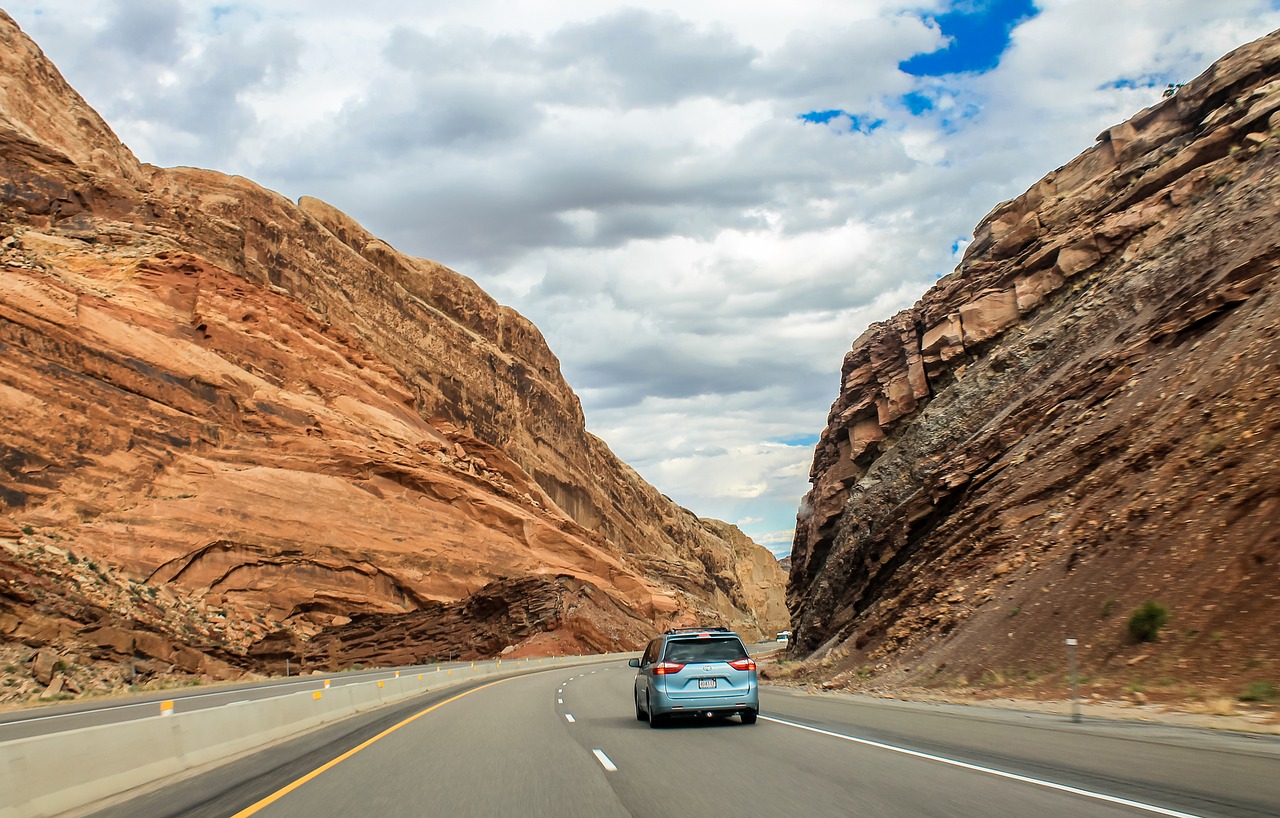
[82,660,1280,818]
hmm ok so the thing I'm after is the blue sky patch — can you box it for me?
[771,433,820,447]
[901,91,934,115]
[799,109,845,124]
[798,109,884,134]
[901,0,1038,77]
[1099,74,1171,92]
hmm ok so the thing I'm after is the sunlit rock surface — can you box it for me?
[0,11,786,698]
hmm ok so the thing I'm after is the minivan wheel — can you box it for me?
[740,710,758,724]
[647,696,664,728]
[636,696,648,721]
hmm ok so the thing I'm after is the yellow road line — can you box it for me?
[230,676,516,817]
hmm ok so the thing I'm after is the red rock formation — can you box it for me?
[790,30,1280,700]
[0,11,785,698]
[299,575,654,672]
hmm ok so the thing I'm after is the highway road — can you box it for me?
[82,659,1280,818]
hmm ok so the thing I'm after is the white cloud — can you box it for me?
[8,0,1279,558]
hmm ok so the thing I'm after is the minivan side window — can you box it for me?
[642,639,660,665]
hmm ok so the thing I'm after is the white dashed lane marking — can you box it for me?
[592,749,618,772]
[565,714,576,723]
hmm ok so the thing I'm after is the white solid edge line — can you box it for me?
[565,713,576,722]
[592,749,618,772]
[759,716,1205,818]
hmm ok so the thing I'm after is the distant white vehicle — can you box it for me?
[776,630,792,642]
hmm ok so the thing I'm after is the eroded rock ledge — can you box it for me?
[789,31,1280,696]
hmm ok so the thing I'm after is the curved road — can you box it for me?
[84,660,1280,818]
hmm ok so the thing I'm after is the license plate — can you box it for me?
[698,679,716,689]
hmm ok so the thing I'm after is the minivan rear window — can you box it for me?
[663,637,747,663]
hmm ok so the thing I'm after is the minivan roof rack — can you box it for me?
[663,626,732,635]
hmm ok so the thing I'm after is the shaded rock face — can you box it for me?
[0,11,786,694]
[789,31,1280,696]
[298,575,653,672]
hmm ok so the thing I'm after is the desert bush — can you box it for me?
[1127,601,1169,642]
[1239,681,1277,703]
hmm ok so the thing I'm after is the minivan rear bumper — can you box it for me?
[649,687,759,717]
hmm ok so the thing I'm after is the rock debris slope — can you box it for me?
[789,30,1280,700]
[0,10,785,698]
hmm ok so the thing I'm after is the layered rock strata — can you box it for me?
[298,575,653,672]
[790,31,1280,696]
[0,11,785,696]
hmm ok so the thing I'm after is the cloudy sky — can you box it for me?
[8,1,1279,557]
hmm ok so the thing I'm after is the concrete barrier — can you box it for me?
[0,653,632,818]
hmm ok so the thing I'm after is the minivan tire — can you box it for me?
[741,710,758,724]
[648,697,665,728]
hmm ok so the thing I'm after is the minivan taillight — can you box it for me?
[653,662,686,675]
[727,658,756,671]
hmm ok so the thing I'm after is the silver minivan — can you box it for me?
[629,628,759,727]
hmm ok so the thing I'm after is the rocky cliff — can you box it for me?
[789,31,1280,702]
[0,11,785,700]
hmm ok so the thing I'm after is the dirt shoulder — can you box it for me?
[760,660,1280,737]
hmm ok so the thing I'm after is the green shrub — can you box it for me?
[1101,598,1116,618]
[20,524,34,536]
[1128,601,1170,642]
[1239,681,1277,703]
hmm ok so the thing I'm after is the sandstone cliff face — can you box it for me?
[0,11,785,698]
[298,575,655,672]
[790,31,1280,700]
